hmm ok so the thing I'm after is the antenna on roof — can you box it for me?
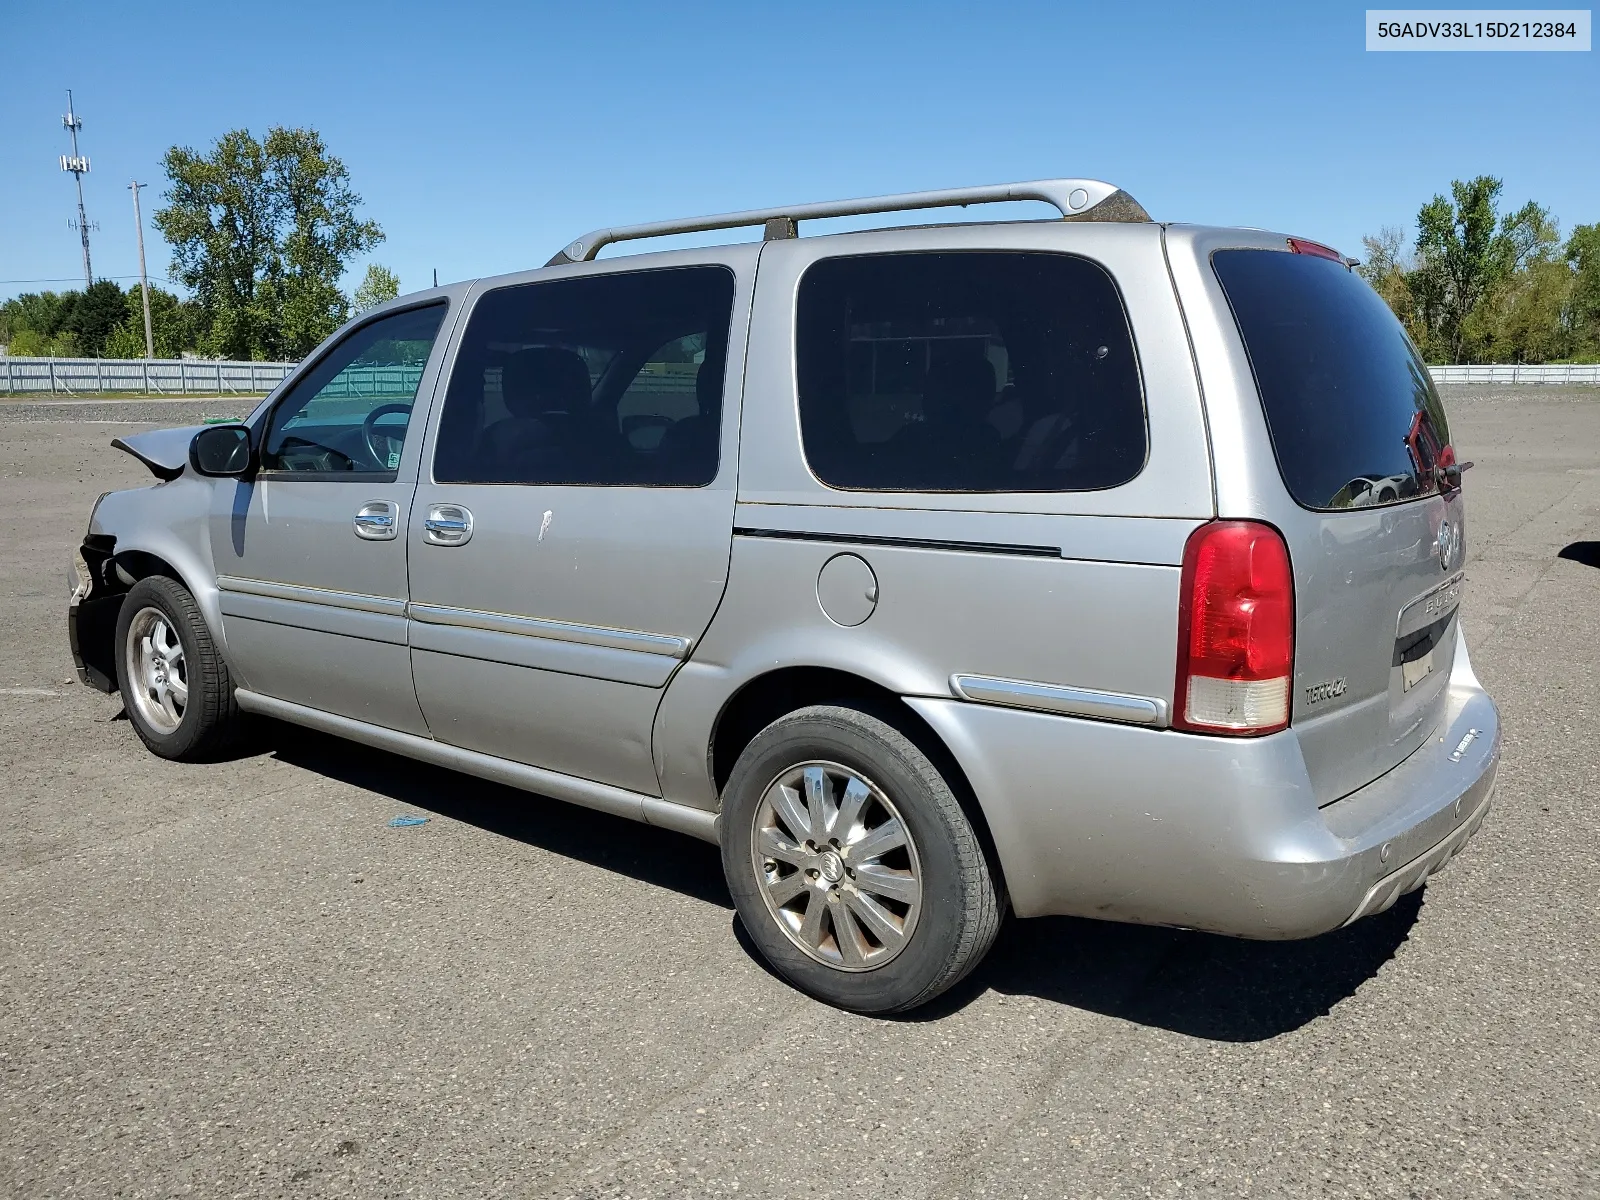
[60,89,95,289]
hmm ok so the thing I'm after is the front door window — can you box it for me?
[261,304,446,477]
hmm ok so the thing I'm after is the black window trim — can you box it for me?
[791,248,1151,496]
[252,297,451,483]
[429,263,739,490]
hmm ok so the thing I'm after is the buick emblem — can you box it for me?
[1436,520,1460,571]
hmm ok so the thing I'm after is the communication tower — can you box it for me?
[60,89,96,289]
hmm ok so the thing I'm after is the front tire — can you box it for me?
[720,704,1002,1013]
[115,575,242,761]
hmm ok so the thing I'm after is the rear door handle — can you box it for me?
[423,503,474,547]
[353,500,399,541]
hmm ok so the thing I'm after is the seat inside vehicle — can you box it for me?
[478,346,612,480]
[434,267,735,488]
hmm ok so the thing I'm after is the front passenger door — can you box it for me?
[209,302,449,734]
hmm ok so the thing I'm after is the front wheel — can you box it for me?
[115,575,243,760]
[720,705,1002,1013]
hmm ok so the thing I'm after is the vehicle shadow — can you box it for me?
[258,722,731,910]
[925,890,1423,1041]
[1557,540,1600,568]
[249,718,1420,1041]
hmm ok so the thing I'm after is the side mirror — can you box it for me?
[189,425,255,477]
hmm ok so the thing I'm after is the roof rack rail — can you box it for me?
[545,178,1149,266]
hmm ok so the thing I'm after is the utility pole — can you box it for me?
[60,90,95,289]
[129,182,155,358]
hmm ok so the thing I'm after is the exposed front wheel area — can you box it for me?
[114,575,243,761]
[722,704,1002,1014]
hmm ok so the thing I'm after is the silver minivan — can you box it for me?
[69,180,1500,1013]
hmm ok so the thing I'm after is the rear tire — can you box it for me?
[720,704,1001,1013]
[115,575,242,761]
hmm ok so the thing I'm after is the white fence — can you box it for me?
[1429,363,1600,385]
[317,366,425,401]
[1,355,1597,397]
[0,357,296,396]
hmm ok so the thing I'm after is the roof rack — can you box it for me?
[545,178,1149,266]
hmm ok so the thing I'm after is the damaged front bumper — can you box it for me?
[67,535,123,693]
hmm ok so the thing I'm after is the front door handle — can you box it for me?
[423,503,474,547]
[353,500,399,541]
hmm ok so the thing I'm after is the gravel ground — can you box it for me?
[0,395,260,425]
[0,385,1596,1198]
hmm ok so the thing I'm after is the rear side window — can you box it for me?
[433,267,735,487]
[1213,249,1453,511]
[795,252,1146,492]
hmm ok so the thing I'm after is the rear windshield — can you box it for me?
[1213,249,1452,511]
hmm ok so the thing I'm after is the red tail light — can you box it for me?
[1174,521,1295,735]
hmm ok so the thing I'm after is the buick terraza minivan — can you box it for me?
[69,180,1499,1012]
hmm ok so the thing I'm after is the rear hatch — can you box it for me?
[1213,246,1466,805]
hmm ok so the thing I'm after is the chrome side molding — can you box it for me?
[215,575,407,617]
[950,673,1167,727]
[216,578,691,659]
[407,602,690,658]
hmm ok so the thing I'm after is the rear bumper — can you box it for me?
[907,626,1500,938]
[1341,777,1492,926]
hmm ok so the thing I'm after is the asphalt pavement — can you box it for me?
[1,386,1596,1198]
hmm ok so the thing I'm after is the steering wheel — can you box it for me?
[362,403,413,468]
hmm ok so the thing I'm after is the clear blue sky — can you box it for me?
[2,0,1595,304]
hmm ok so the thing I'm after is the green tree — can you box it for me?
[351,263,401,313]
[64,280,127,357]
[7,328,45,356]
[1358,226,1422,344]
[1410,177,1557,362]
[0,291,77,343]
[104,286,199,359]
[155,130,277,359]
[1360,185,1597,364]
[1486,260,1576,363]
[1,291,85,355]
[102,321,145,359]
[4,328,77,356]
[262,127,384,356]
[155,126,383,361]
[1567,223,1600,357]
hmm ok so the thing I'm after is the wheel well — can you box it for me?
[112,549,182,587]
[708,667,1009,903]
[72,544,189,694]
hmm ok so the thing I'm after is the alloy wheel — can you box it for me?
[124,606,188,734]
[749,760,923,971]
